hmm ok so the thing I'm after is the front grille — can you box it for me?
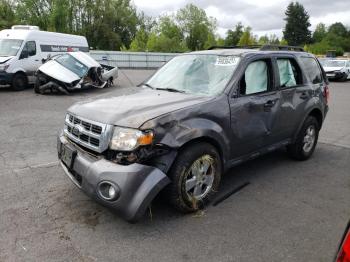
[64,114,112,153]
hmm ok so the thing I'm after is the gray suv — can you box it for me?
[57,45,329,222]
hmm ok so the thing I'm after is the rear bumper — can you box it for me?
[0,72,13,86]
[57,133,170,222]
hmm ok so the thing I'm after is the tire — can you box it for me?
[34,76,41,94]
[287,116,319,161]
[340,73,348,82]
[106,78,113,88]
[167,142,222,213]
[12,73,28,91]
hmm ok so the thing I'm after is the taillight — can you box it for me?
[337,230,350,262]
[324,85,330,105]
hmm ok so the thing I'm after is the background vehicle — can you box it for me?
[35,52,118,94]
[0,25,88,91]
[323,59,350,81]
[57,45,329,222]
[335,220,350,262]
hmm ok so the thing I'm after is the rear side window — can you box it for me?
[277,58,302,88]
[300,57,323,84]
[240,60,271,95]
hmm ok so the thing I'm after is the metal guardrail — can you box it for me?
[90,51,179,69]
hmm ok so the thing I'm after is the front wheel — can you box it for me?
[167,142,222,213]
[287,116,319,161]
[34,76,41,94]
[340,73,348,82]
[12,73,28,91]
[106,78,113,88]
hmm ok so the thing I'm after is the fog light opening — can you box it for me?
[97,181,119,201]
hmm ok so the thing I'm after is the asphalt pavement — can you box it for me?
[0,70,349,262]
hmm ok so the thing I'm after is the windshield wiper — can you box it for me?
[140,83,155,89]
[155,87,186,93]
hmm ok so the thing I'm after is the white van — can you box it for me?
[0,25,89,90]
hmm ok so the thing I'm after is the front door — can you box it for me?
[228,57,281,159]
[17,41,41,83]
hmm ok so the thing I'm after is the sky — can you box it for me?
[132,0,350,39]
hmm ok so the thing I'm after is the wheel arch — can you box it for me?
[175,136,225,171]
[292,107,323,143]
[308,108,323,129]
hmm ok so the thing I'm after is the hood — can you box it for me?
[68,87,212,128]
[324,66,344,72]
[38,60,80,83]
[0,56,14,64]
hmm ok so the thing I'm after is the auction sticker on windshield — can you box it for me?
[215,56,239,66]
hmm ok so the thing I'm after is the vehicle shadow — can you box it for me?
[132,148,294,226]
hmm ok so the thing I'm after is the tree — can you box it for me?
[0,0,17,30]
[238,27,256,46]
[269,34,280,45]
[14,0,139,50]
[313,23,327,43]
[204,32,217,49]
[225,22,243,46]
[258,35,269,45]
[328,22,348,38]
[176,4,216,51]
[49,0,71,33]
[129,28,148,51]
[129,13,155,51]
[283,2,311,46]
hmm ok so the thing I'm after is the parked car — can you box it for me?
[35,52,118,94]
[0,25,89,91]
[323,59,350,81]
[57,45,329,222]
[334,220,350,262]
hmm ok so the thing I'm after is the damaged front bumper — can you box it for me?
[57,133,170,222]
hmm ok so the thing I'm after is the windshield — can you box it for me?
[324,60,346,67]
[146,54,240,96]
[0,39,23,57]
[54,54,89,77]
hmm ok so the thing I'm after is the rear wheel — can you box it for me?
[287,116,319,161]
[12,73,28,91]
[167,142,222,213]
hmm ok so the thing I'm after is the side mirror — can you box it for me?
[19,50,29,59]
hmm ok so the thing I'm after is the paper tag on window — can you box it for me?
[215,56,239,66]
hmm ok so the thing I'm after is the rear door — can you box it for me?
[296,56,325,126]
[228,56,282,158]
[273,54,308,138]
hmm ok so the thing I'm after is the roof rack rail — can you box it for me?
[208,44,305,52]
[260,45,304,52]
[208,45,261,50]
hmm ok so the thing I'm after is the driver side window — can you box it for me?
[239,60,271,95]
[21,41,36,58]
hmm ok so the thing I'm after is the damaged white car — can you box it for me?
[34,52,118,94]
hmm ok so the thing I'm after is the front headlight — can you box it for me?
[109,127,154,151]
[0,64,9,72]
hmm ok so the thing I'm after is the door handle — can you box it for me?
[264,100,276,108]
[35,59,39,61]
[299,92,309,100]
